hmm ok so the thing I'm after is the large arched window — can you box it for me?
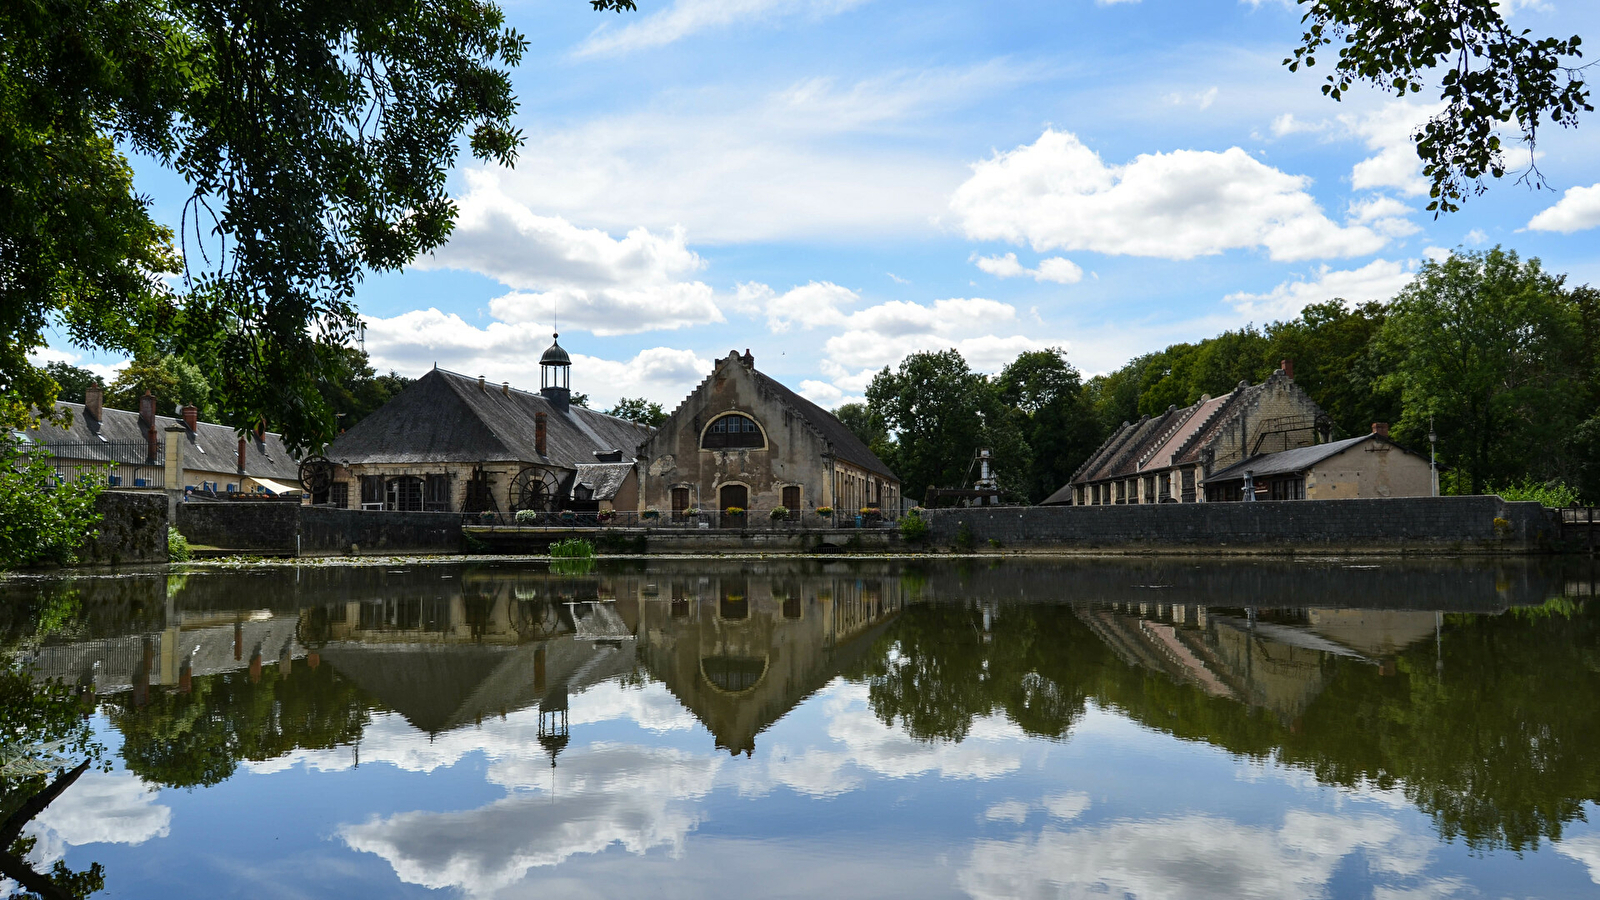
[701,413,763,449]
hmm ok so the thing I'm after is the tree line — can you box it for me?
[845,247,1600,505]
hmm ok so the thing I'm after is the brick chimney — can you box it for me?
[238,437,247,473]
[140,391,159,461]
[535,412,548,456]
[1280,359,1294,380]
[1372,422,1390,438]
[84,385,103,420]
[478,375,487,392]
[502,381,510,397]
[181,404,198,432]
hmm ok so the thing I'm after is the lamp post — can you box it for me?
[1429,416,1438,497]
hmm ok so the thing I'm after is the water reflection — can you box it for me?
[3,558,1599,898]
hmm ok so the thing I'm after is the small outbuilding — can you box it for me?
[1200,424,1432,502]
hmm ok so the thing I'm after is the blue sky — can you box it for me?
[46,0,1600,412]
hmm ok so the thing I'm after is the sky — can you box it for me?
[42,0,1600,413]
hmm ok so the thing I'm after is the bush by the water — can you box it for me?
[550,538,595,558]
[899,509,930,543]
[0,436,104,570]
[168,528,192,562]
[1491,480,1581,507]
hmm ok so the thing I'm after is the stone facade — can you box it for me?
[1049,362,1327,506]
[638,351,900,517]
[1203,428,1434,502]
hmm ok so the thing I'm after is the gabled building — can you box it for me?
[322,335,653,514]
[1045,362,1326,506]
[637,350,900,518]
[1201,425,1432,502]
[25,387,301,494]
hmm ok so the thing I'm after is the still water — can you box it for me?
[3,557,1600,899]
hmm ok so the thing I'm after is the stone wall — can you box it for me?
[79,491,169,565]
[465,525,902,555]
[177,503,463,555]
[923,496,1562,554]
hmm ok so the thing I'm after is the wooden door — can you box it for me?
[782,485,800,516]
[672,487,690,519]
[719,484,748,528]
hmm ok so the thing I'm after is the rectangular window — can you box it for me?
[1116,481,1125,503]
[1144,476,1155,504]
[424,475,451,511]
[1181,468,1196,503]
[672,487,690,519]
[782,485,800,514]
[360,475,384,509]
[330,482,349,509]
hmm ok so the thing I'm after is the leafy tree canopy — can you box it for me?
[608,397,667,427]
[104,354,212,421]
[1290,0,1592,213]
[43,364,103,406]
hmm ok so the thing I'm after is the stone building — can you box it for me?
[25,387,301,494]
[637,350,900,518]
[321,336,652,514]
[1201,424,1433,501]
[1044,362,1326,506]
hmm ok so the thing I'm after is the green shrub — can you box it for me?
[954,521,975,552]
[167,528,192,562]
[514,509,541,524]
[550,537,595,558]
[770,506,789,520]
[0,437,104,570]
[899,510,930,543]
[1490,480,1581,507]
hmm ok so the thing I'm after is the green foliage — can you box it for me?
[1377,247,1584,495]
[0,436,104,570]
[514,509,541,525]
[315,346,414,433]
[105,354,213,419]
[549,538,595,559]
[868,350,1008,501]
[607,397,667,426]
[770,506,790,520]
[1491,480,1581,508]
[899,510,930,544]
[954,522,975,552]
[833,402,890,454]
[571,392,591,409]
[167,528,191,563]
[996,349,1100,503]
[45,363,105,405]
[1289,0,1591,214]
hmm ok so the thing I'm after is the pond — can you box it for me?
[3,556,1600,899]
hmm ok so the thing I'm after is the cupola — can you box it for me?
[540,333,571,412]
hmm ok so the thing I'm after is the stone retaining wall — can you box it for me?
[922,496,1562,554]
[465,526,901,555]
[177,504,463,555]
[79,491,169,565]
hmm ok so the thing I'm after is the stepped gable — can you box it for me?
[32,401,300,480]
[327,368,653,467]
[1137,402,1204,471]
[1072,419,1144,484]
[1172,381,1256,465]
[1140,393,1226,471]
[1081,406,1187,484]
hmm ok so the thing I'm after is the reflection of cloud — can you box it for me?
[959,811,1437,900]
[22,771,171,871]
[341,745,721,896]
[754,683,1024,797]
[1556,834,1600,884]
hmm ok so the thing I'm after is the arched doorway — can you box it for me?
[719,484,748,528]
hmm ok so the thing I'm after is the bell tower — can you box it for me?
[540,333,571,413]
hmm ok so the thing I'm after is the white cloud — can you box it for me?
[959,810,1437,900]
[1226,259,1416,319]
[417,172,719,336]
[1556,834,1600,884]
[486,63,1033,243]
[1165,86,1219,109]
[740,281,861,332]
[1528,183,1600,233]
[575,0,869,57]
[1343,101,1442,197]
[950,129,1387,261]
[1346,195,1419,238]
[1270,113,1328,137]
[359,308,712,408]
[972,252,1084,284]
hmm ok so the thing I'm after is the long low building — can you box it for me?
[1201,425,1432,502]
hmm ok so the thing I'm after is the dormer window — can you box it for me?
[702,413,763,449]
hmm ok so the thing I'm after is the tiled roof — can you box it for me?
[25,402,300,480]
[573,462,635,501]
[325,369,653,469]
[751,370,898,481]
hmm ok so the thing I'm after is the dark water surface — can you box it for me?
[5,557,1600,899]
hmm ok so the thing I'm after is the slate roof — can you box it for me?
[751,370,898,481]
[24,401,301,480]
[1205,434,1395,482]
[573,463,634,501]
[325,368,653,469]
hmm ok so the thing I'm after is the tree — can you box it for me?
[0,436,104,571]
[43,364,102,406]
[1377,247,1584,494]
[608,397,667,427]
[1264,300,1399,439]
[996,349,1101,502]
[315,346,413,435]
[104,355,212,420]
[833,403,888,450]
[3,1,636,452]
[867,351,991,502]
[1289,0,1591,214]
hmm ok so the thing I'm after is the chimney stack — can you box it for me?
[238,437,247,473]
[1280,359,1294,380]
[478,375,486,392]
[139,390,156,427]
[1372,422,1390,438]
[502,381,510,397]
[84,385,103,420]
[535,412,548,456]
[181,404,198,432]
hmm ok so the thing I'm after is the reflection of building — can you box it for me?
[636,567,902,755]
[1076,602,1440,722]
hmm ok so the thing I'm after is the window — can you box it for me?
[360,475,384,509]
[387,476,424,511]
[330,482,350,509]
[424,475,451,511]
[702,413,763,449]
[1181,468,1196,503]
[782,485,800,517]
[672,487,691,518]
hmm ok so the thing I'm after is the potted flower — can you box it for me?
[861,506,881,523]
[597,509,614,524]
[685,507,700,517]
[769,505,790,521]
[559,510,576,524]
[642,508,661,521]
[816,506,833,519]
[479,509,497,524]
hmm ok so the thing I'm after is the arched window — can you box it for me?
[702,413,763,449]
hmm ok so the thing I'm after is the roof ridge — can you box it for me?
[1136,403,1200,470]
